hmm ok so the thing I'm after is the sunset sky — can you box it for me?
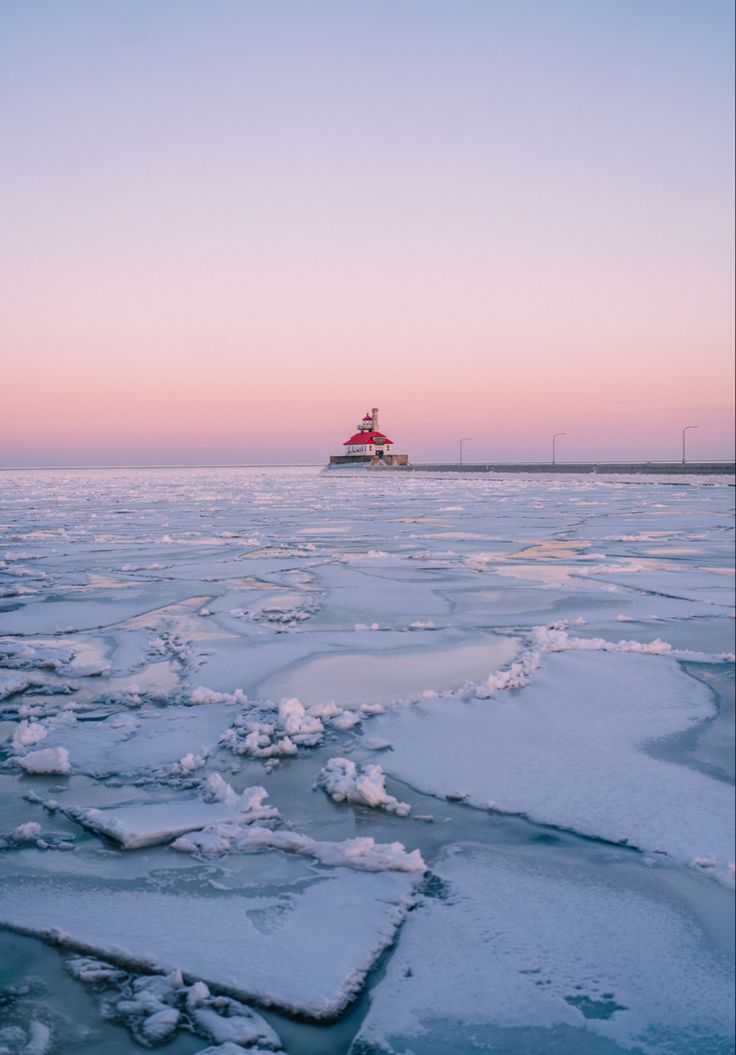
[1,1,733,466]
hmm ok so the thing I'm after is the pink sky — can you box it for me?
[1,2,733,465]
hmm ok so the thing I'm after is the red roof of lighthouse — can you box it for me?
[344,431,394,446]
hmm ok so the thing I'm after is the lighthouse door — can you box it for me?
[376,449,384,459]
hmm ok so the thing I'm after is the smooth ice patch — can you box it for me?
[352,845,734,1054]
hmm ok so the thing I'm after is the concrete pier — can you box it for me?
[403,462,734,476]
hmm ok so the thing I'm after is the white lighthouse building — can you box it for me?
[328,408,409,467]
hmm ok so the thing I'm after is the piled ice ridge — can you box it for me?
[173,825,425,872]
[219,697,324,758]
[318,757,411,816]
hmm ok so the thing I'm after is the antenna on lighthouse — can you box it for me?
[371,407,379,431]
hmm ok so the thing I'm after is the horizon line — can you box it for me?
[1,459,735,472]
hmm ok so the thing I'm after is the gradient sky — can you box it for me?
[1,0,733,466]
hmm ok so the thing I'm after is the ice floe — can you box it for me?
[351,844,735,1054]
[14,704,238,780]
[0,858,419,1018]
[37,776,278,849]
[370,651,735,872]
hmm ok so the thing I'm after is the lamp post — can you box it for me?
[681,425,698,465]
[552,432,566,466]
[459,438,473,466]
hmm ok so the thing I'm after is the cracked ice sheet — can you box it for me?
[0,857,417,1019]
[351,844,735,1055]
[0,580,218,635]
[369,651,735,870]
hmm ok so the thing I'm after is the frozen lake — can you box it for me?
[0,466,734,1055]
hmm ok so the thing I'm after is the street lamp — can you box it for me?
[459,438,473,466]
[552,432,566,466]
[681,425,698,465]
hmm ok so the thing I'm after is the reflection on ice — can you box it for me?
[259,636,519,708]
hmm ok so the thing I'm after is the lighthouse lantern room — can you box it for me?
[344,408,393,457]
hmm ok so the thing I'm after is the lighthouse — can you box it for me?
[328,408,409,468]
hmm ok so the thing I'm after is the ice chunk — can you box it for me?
[191,1003,280,1048]
[170,750,208,775]
[189,686,247,706]
[277,697,324,739]
[11,720,47,752]
[307,700,341,719]
[66,955,128,986]
[22,1021,53,1055]
[11,822,41,842]
[16,747,70,775]
[141,1006,180,1043]
[111,970,184,1046]
[318,758,410,816]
